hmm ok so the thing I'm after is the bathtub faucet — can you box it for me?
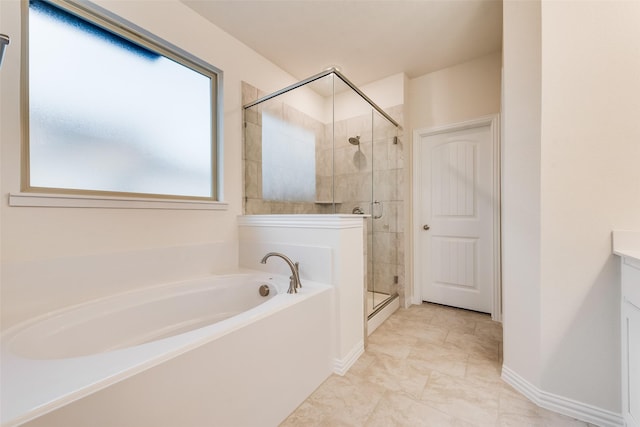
[260,252,302,294]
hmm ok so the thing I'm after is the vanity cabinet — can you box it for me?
[621,256,640,427]
[614,230,640,427]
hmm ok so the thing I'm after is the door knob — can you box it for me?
[423,225,430,230]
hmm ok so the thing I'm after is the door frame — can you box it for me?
[412,114,502,321]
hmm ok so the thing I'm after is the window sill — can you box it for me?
[8,192,229,210]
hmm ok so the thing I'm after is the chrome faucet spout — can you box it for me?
[260,252,302,294]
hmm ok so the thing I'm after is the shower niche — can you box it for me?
[243,69,404,319]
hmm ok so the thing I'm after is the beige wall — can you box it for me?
[409,51,502,131]
[501,0,543,390]
[1,0,297,260]
[0,0,299,326]
[538,0,640,411]
[0,0,413,327]
[503,0,640,415]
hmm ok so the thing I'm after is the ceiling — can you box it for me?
[181,0,503,87]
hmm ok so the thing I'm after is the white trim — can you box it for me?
[8,192,228,210]
[411,114,502,321]
[332,340,364,376]
[238,214,365,229]
[501,365,624,427]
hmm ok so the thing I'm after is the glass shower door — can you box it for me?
[369,110,400,315]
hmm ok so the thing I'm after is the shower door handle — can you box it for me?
[373,200,383,219]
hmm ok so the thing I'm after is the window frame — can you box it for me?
[19,0,225,207]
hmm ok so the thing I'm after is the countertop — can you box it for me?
[613,230,640,262]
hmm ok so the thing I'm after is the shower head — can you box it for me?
[348,136,360,146]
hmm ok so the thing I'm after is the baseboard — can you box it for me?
[501,365,624,427]
[333,340,364,376]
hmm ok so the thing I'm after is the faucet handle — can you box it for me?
[294,262,302,289]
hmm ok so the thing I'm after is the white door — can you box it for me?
[417,122,497,313]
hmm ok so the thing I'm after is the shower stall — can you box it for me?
[242,68,404,320]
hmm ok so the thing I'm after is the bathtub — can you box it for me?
[1,272,334,427]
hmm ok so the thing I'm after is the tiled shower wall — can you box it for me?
[243,81,333,215]
[242,81,405,305]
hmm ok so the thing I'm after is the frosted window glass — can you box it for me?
[262,113,316,201]
[28,0,214,198]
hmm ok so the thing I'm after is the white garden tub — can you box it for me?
[1,272,333,427]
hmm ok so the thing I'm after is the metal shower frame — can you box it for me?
[242,67,401,129]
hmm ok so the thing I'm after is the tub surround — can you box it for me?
[1,273,333,427]
[6,274,279,359]
[1,241,238,331]
[613,230,640,427]
[238,214,365,374]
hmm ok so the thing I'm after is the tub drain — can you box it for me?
[259,284,270,297]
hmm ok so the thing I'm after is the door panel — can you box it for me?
[432,236,477,289]
[431,141,476,217]
[419,124,494,313]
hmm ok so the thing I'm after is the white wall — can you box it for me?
[0,0,300,328]
[502,0,640,417]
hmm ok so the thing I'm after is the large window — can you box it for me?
[261,112,316,202]
[26,0,221,200]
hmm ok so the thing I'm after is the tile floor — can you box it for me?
[281,303,595,427]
